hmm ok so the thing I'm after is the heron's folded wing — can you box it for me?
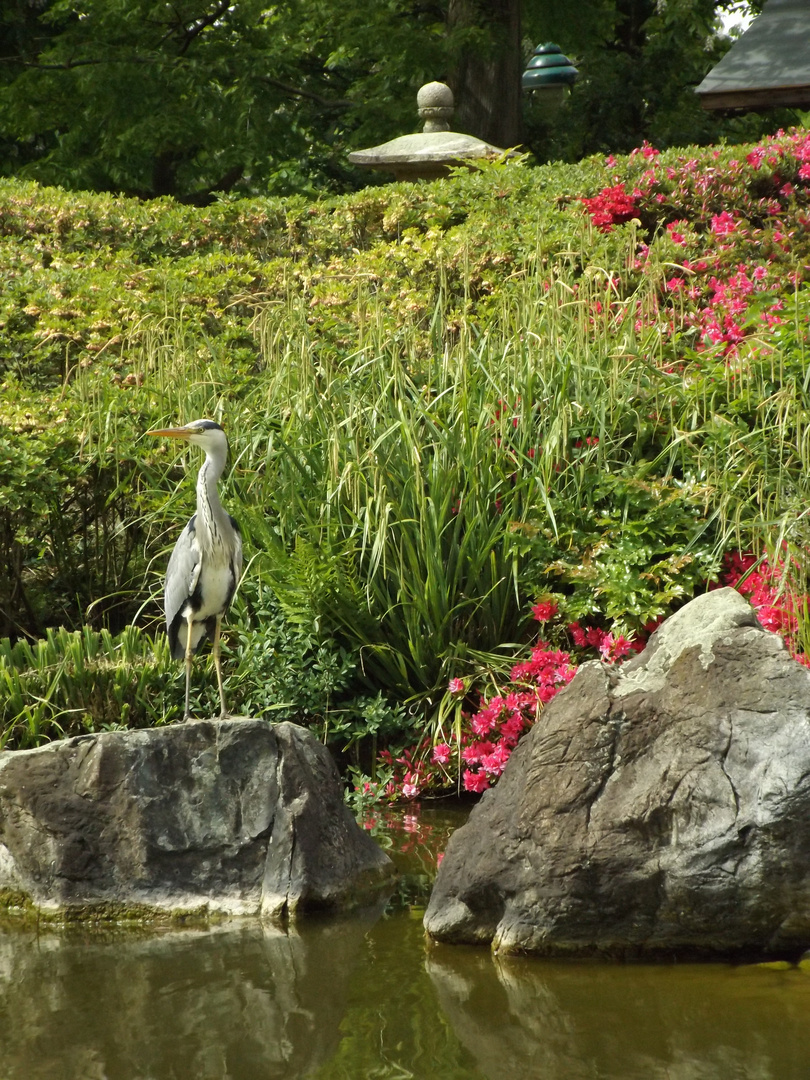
[229,515,243,596]
[164,515,201,644]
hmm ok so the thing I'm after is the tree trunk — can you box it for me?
[446,0,523,148]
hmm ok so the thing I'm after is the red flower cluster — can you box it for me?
[711,211,737,236]
[365,745,435,802]
[509,644,576,701]
[690,264,766,349]
[360,642,578,802]
[531,599,558,623]
[717,552,805,653]
[568,623,642,661]
[447,669,570,794]
[580,182,642,231]
[458,689,542,792]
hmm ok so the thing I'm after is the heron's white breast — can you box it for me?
[194,558,236,620]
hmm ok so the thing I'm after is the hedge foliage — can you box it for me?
[2,129,810,751]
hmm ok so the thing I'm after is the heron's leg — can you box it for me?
[184,612,195,721]
[212,614,228,719]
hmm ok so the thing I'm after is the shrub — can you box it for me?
[3,129,810,764]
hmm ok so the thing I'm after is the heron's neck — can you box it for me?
[196,450,230,556]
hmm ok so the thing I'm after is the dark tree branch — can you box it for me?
[259,76,352,109]
[180,164,245,206]
[1,55,162,69]
[177,1,233,55]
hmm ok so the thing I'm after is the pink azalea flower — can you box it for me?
[471,709,497,736]
[747,147,766,169]
[504,692,531,713]
[568,622,586,646]
[500,713,525,745]
[481,743,511,776]
[463,769,490,794]
[609,635,634,660]
[432,742,452,766]
[711,211,737,235]
[532,599,558,623]
[537,684,560,703]
[554,664,576,684]
[666,225,686,245]
[462,740,494,764]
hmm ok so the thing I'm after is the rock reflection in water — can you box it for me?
[426,946,810,1080]
[0,908,383,1080]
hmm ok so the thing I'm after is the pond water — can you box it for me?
[1,801,809,1080]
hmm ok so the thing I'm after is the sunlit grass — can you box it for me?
[4,227,810,745]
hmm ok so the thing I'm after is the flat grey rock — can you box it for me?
[0,718,393,921]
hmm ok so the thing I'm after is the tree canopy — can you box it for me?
[0,0,779,201]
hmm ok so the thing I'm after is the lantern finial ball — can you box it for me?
[417,81,454,132]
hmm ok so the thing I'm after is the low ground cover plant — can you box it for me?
[1,128,809,787]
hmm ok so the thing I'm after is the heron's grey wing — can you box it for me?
[229,515,243,600]
[164,515,201,653]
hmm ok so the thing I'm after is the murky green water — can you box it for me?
[1,802,809,1080]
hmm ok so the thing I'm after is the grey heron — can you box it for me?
[147,419,243,720]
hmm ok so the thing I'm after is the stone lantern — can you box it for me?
[348,82,508,182]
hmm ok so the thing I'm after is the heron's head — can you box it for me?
[146,419,228,457]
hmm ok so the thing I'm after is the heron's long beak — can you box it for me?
[146,427,193,439]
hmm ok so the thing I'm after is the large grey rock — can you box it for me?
[0,718,393,920]
[424,588,810,958]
